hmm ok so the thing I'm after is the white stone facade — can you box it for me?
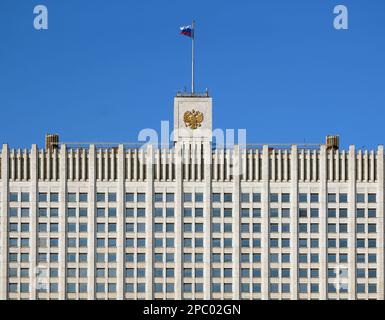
[0,95,384,300]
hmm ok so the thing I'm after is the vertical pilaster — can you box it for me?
[87,145,96,299]
[290,145,298,299]
[29,145,38,299]
[348,145,357,300]
[0,144,9,299]
[174,143,183,299]
[319,145,328,299]
[261,145,270,299]
[145,145,154,299]
[58,144,67,299]
[376,145,384,300]
[232,145,241,299]
[203,142,212,299]
[117,145,125,299]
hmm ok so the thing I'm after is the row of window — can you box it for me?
[7,191,378,204]
[8,282,379,295]
[8,207,378,220]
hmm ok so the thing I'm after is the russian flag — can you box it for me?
[180,25,193,38]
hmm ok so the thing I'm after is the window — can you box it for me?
[224,209,232,217]
[79,193,88,202]
[310,208,319,218]
[137,208,146,217]
[96,208,105,217]
[328,193,336,203]
[195,193,203,202]
[356,209,365,218]
[299,208,307,218]
[339,193,348,203]
[50,193,59,202]
[97,193,105,202]
[212,193,221,202]
[270,193,278,202]
[9,193,18,202]
[155,193,163,202]
[368,209,376,218]
[253,193,261,202]
[108,193,117,202]
[125,193,134,202]
[67,193,76,202]
[356,193,365,203]
[310,193,319,203]
[108,208,116,217]
[339,208,348,218]
[39,193,47,202]
[328,209,336,218]
[282,208,290,218]
[241,193,250,203]
[195,208,203,217]
[50,208,58,217]
[368,193,376,203]
[137,193,146,202]
[166,193,175,202]
[299,193,307,203]
[183,208,192,217]
[21,192,29,202]
[184,193,192,202]
[282,193,290,203]
[224,193,232,202]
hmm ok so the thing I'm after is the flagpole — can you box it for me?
[192,20,195,95]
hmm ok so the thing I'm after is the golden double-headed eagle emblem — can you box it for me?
[183,109,204,130]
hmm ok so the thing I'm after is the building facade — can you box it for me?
[0,94,384,300]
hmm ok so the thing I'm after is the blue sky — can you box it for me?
[0,0,384,149]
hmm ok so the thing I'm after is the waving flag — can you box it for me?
[180,25,194,38]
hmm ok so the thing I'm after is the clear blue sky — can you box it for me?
[0,0,384,149]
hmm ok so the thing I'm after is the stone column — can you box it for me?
[145,144,154,299]
[290,145,299,299]
[29,145,38,299]
[203,142,212,299]
[261,145,270,299]
[117,145,125,299]
[58,144,67,299]
[87,145,96,299]
[319,145,327,299]
[174,142,183,299]
[232,145,241,299]
[348,145,357,300]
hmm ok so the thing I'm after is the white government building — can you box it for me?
[0,93,384,300]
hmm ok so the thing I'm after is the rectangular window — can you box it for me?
[282,193,290,203]
[79,193,88,202]
[310,193,319,203]
[368,193,376,203]
[125,193,134,202]
[224,193,232,202]
[108,193,117,202]
[96,193,105,202]
[38,193,48,202]
[50,193,59,202]
[339,193,348,203]
[21,192,30,202]
[9,193,18,202]
[155,193,163,202]
[67,193,76,202]
[195,193,203,202]
[184,193,192,202]
[212,193,221,202]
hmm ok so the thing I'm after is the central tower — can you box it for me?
[173,92,213,143]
